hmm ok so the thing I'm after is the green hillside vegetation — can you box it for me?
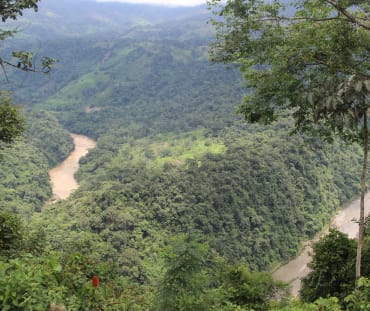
[33,39,245,140]
[37,122,363,276]
[3,36,244,138]
[0,110,73,217]
[0,0,369,309]
[0,141,50,216]
[1,220,369,310]
[25,110,73,167]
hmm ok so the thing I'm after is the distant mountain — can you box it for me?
[1,0,218,112]
[1,0,214,106]
[6,0,208,39]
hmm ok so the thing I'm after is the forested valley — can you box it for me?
[0,0,370,310]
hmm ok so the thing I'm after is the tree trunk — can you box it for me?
[356,116,368,283]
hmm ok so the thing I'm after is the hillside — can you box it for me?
[0,1,368,309]
[0,110,73,217]
[1,0,363,271]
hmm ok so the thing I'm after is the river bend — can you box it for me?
[49,133,96,200]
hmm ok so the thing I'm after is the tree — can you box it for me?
[345,277,370,311]
[153,235,209,311]
[0,211,24,257]
[208,0,370,284]
[300,229,357,303]
[0,1,55,145]
[0,0,39,22]
[0,92,24,145]
[221,265,287,311]
[0,0,55,75]
[300,228,370,304]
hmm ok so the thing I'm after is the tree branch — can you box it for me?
[326,0,370,31]
[0,57,53,75]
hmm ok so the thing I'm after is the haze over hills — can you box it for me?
[2,0,214,104]
[6,0,208,39]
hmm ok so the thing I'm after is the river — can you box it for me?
[49,133,96,200]
[273,192,370,296]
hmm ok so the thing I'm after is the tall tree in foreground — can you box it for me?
[208,0,370,283]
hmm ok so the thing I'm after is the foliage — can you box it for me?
[28,39,244,140]
[9,50,55,73]
[301,229,370,305]
[0,0,56,152]
[270,297,342,311]
[1,229,367,311]
[0,211,23,257]
[25,110,73,167]
[0,110,73,216]
[208,0,370,141]
[0,0,55,81]
[0,254,63,311]
[0,212,46,260]
[0,251,140,311]
[152,236,290,311]
[0,92,24,145]
[344,277,370,311]
[220,265,287,311]
[301,229,357,302]
[0,2,369,309]
[59,124,362,270]
[0,0,39,22]
[0,141,50,215]
[0,215,150,311]
[153,235,209,311]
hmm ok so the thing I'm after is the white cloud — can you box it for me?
[96,0,206,7]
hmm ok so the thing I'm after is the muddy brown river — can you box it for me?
[273,193,370,296]
[49,134,96,200]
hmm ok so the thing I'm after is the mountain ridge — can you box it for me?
[8,0,209,39]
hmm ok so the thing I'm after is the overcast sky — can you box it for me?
[96,0,207,7]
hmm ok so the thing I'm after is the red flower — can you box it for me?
[92,275,100,288]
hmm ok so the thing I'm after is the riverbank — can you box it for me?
[273,192,370,296]
[49,134,96,201]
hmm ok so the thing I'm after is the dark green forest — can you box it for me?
[0,110,73,217]
[0,0,370,310]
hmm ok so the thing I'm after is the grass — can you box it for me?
[116,130,227,169]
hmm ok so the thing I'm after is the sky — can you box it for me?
[96,0,207,7]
